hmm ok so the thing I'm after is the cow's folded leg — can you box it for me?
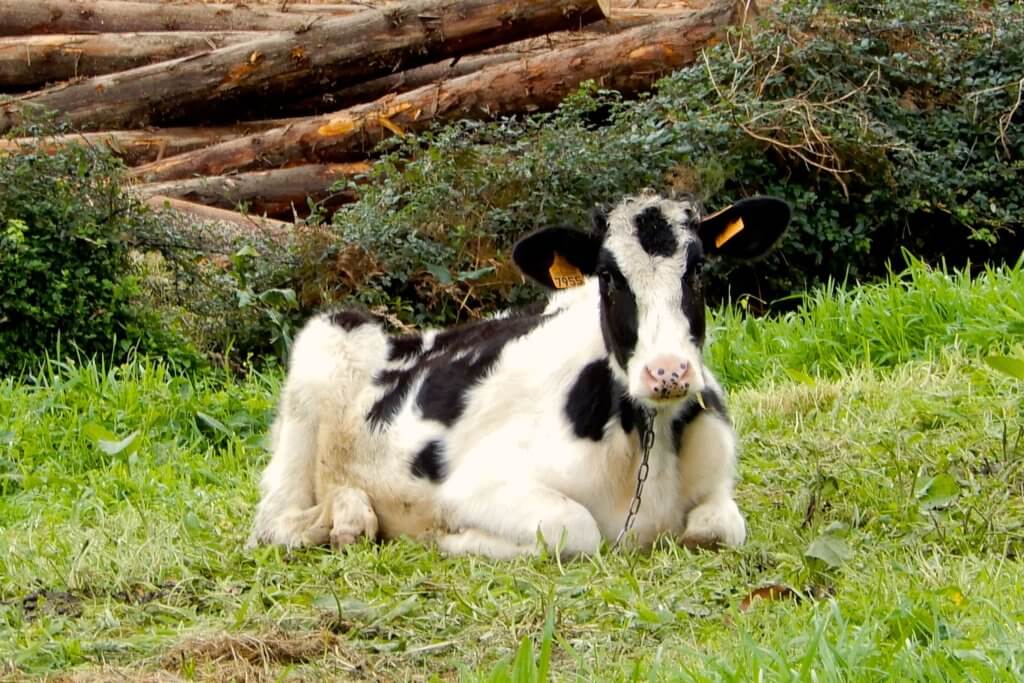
[436,528,533,559]
[676,413,746,549]
[326,486,379,549]
[441,481,602,558]
[248,414,322,548]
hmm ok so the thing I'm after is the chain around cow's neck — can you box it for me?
[615,406,656,546]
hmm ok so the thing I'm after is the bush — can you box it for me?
[0,128,199,373]
[316,0,1022,326]
[118,0,1023,365]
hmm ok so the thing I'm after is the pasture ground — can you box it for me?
[2,260,1023,681]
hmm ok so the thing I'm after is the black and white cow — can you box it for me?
[250,192,790,558]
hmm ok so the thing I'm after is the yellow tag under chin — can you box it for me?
[715,217,745,248]
[548,252,585,289]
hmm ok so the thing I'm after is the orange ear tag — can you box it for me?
[548,252,586,289]
[715,217,745,248]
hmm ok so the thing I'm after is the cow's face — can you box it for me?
[514,193,790,409]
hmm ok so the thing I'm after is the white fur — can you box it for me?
[250,196,746,558]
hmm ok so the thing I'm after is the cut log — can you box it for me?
[124,0,365,6]
[132,0,742,182]
[0,1,332,35]
[144,194,292,235]
[0,0,607,133]
[135,163,369,216]
[274,4,371,14]
[0,120,296,166]
[0,32,270,90]
[272,52,520,116]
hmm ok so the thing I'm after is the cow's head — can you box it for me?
[513,193,790,408]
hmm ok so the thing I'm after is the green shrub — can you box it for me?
[318,0,1022,326]
[0,128,199,373]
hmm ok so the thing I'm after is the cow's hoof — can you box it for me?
[680,498,746,549]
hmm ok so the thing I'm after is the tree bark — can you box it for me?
[144,194,292,234]
[0,0,608,133]
[135,162,368,216]
[0,0,332,35]
[0,32,269,90]
[265,52,520,116]
[0,120,295,165]
[132,0,742,183]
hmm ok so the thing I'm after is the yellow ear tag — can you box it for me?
[548,252,585,289]
[715,217,745,248]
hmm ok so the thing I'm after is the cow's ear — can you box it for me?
[589,204,611,241]
[698,196,791,261]
[512,227,601,290]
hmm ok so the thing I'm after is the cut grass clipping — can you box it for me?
[2,258,1023,680]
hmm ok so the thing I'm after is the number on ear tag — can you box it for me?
[548,252,585,289]
[715,217,745,248]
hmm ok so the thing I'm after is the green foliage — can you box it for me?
[126,208,315,369]
[321,0,1022,326]
[0,127,200,374]
[708,254,1024,388]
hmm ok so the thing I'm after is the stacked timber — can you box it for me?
[0,0,754,228]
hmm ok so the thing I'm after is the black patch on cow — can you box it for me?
[411,440,447,482]
[366,370,415,428]
[597,250,639,370]
[618,392,638,434]
[671,388,729,453]
[387,334,422,361]
[680,243,707,347]
[329,309,377,331]
[566,359,616,441]
[635,206,678,257]
[367,310,552,430]
[416,346,502,426]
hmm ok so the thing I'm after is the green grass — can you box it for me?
[2,261,1023,681]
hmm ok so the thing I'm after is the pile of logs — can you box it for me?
[0,0,753,231]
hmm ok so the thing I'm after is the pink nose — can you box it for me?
[643,356,693,399]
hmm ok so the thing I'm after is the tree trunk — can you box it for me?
[0,0,333,35]
[0,32,270,90]
[0,0,608,133]
[0,120,296,165]
[132,0,742,183]
[135,162,368,216]
[144,194,292,235]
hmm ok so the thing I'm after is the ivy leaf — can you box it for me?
[805,534,852,568]
[256,288,297,309]
[915,473,960,510]
[425,264,452,285]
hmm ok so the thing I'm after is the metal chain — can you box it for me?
[615,408,656,546]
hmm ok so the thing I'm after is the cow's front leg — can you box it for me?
[435,528,534,559]
[438,479,602,558]
[676,413,746,548]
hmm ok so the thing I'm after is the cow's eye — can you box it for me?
[597,268,613,288]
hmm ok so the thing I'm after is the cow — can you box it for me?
[249,191,790,558]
